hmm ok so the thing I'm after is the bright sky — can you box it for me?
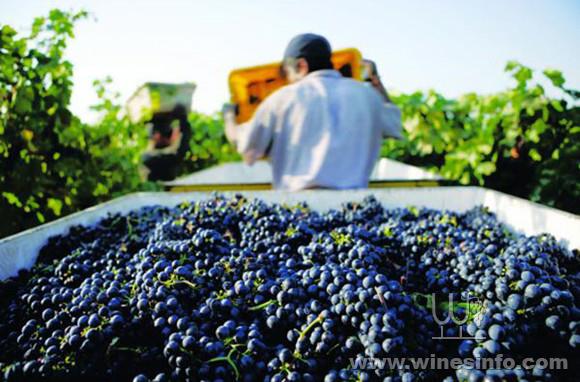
[2,0,579,122]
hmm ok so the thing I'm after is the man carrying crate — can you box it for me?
[223,33,402,191]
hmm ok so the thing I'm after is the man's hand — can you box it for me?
[222,103,237,120]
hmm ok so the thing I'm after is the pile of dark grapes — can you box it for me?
[0,195,578,381]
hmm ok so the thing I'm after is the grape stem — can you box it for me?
[298,312,324,340]
[248,299,278,311]
[208,349,240,380]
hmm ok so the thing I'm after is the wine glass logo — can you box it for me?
[431,293,485,340]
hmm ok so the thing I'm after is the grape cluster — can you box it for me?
[0,195,578,381]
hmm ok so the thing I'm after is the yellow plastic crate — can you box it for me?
[229,48,363,123]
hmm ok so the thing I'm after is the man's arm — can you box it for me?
[364,59,391,103]
[363,59,402,139]
[223,103,274,165]
[223,104,239,145]
[378,102,403,139]
[372,77,391,103]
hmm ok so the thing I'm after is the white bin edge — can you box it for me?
[0,187,578,280]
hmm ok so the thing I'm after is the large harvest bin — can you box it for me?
[0,187,578,280]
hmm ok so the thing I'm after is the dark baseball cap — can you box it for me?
[283,33,332,62]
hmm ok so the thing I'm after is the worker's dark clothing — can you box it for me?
[142,115,191,181]
[142,152,181,181]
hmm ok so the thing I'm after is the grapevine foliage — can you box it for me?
[0,11,236,238]
[384,64,579,213]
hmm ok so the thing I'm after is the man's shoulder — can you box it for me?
[333,77,384,106]
[261,82,299,109]
[341,77,377,94]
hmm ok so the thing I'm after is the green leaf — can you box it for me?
[47,198,63,216]
[2,192,22,208]
[514,66,533,86]
[550,100,563,112]
[478,162,496,175]
[529,148,542,161]
[93,183,109,196]
[504,60,519,72]
[13,94,33,114]
[543,69,565,88]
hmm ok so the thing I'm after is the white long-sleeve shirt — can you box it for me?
[236,69,402,191]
